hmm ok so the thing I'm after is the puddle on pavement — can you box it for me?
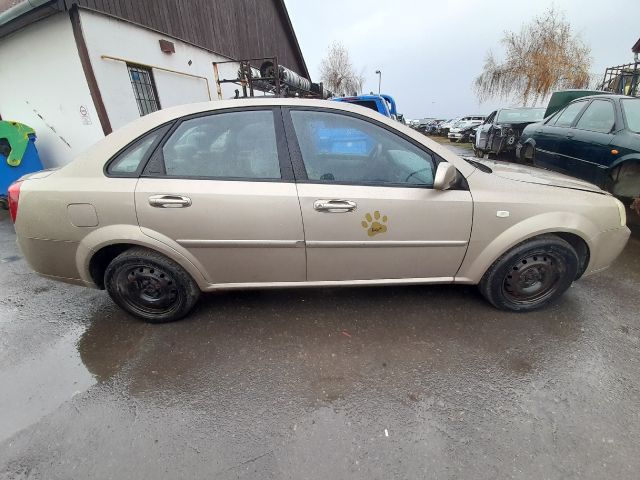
[0,328,96,442]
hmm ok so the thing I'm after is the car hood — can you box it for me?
[471,158,605,193]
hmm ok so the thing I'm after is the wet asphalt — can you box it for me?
[1,161,640,478]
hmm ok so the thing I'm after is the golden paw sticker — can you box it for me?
[361,211,388,237]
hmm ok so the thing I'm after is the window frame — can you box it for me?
[573,98,618,133]
[140,106,295,183]
[621,97,640,133]
[282,106,453,190]
[104,123,173,178]
[549,100,589,128]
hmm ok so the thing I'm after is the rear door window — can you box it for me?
[160,110,281,179]
[575,100,615,133]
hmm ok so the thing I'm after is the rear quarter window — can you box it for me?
[107,125,169,176]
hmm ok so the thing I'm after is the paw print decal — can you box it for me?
[361,211,388,237]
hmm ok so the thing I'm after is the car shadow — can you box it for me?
[77,282,586,405]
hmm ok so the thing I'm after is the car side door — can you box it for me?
[134,107,306,286]
[476,111,496,150]
[283,107,473,283]
[565,99,617,185]
[534,100,589,174]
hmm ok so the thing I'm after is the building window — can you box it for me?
[127,64,160,116]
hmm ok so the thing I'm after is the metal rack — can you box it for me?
[599,62,640,97]
[212,57,332,100]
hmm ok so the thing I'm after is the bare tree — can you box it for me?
[319,42,365,96]
[475,8,592,106]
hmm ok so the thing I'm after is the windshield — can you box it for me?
[622,99,640,133]
[496,108,546,124]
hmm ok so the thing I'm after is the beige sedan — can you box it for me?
[8,99,630,322]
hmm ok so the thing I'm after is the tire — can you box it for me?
[605,162,640,199]
[522,144,535,165]
[105,247,201,323]
[479,235,579,312]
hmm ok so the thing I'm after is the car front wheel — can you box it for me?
[105,247,201,323]
[479,235,579,312]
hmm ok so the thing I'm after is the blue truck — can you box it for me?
[332,94,400,121]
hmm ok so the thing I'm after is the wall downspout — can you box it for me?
[68,5,112,135]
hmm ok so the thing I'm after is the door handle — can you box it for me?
[566,132,574,138]
[148,195,192,208]
[313,199,357,213]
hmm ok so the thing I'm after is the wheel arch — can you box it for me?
[609,155,640,172]
[455,213,596,284]
[76,225,210,290]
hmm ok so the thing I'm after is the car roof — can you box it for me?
[61,97,475,181]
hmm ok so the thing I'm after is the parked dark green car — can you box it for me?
[517,94,640,199]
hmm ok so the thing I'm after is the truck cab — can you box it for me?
[332,94,399,120]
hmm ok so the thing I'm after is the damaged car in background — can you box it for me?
[474,107,546,157]
[448,116,485,142]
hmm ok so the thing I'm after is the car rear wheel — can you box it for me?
[105,247,200,323]
[479,235,579,312]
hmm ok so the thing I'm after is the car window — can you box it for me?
[161,110,281,179]
[622,99,640,133]
[108,126,167,175]
[575,100,615,133]
[290,110,435,186]
[553,101,587,127]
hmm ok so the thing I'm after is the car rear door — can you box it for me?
[135,107,306,286]
[283,107,473,282]
[534,100,589,174]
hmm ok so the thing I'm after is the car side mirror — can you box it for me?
[433,162,458,190]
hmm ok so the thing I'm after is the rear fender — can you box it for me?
[76,225,210,289]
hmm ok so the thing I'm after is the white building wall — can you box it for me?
[0,14,105,168]
[79,10,241,132]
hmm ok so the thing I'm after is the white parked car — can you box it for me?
[448,116,486,142]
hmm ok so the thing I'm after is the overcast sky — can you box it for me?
[285,0,639,120]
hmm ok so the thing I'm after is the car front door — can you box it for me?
[284,108,473,282]
[476,111,496,151]
[534,100,589,174]
[564,99,617,185]
[135,108,306,285]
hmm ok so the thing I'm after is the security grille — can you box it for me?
[127,65,160,116]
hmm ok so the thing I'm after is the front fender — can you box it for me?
[609,154,640,172]
[76,224,210,289]
[455,211,598,283]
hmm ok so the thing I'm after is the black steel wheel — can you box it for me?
[479,235,579,312]
[105,247,200,323]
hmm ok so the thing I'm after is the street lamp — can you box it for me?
[375,70,381,95]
